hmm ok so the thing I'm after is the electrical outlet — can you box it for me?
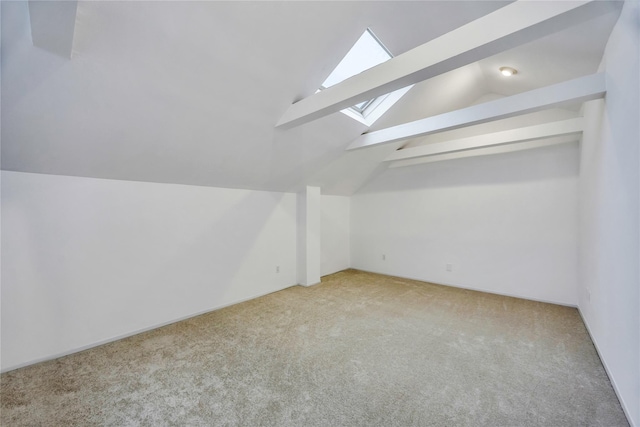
[446,263,453,272]
[276,266,280,273]
[382,254,386,261]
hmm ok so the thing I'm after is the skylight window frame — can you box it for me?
[361,27,393,61]
[319,28,394,115]
[350,99,376,114]
[318,27,412,127]
[357,92,391,117]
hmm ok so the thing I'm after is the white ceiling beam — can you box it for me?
[388,135,580,168]
[28,1,78,59]
[276,0,616,129]
[347,73,605,151]
[385,118,584,162]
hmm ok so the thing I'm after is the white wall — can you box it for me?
[320,195,350,276]
[351,142,579,306]
[296,186,321,286]
[577,1,639,425]
[1,171,297,372]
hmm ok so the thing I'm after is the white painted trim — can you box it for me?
[0,283,297,373]
[352,268,577,308]
[578,309,637,427]
[385,118,584,161]
[276,1,616,129]
[299,281,322,287]
[338,86,413,127]
[320,268,350,278]
[348,73,606,150]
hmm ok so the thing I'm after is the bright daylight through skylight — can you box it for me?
[320,29,392,114]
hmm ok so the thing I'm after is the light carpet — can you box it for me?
[0,270,628,426]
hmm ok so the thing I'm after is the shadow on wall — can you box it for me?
[146,190,291,312]
[357,142,580,194]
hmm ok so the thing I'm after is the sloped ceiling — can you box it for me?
[0,1,621,195]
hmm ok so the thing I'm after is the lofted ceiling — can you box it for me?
[1,1,622,195]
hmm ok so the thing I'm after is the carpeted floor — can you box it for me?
[0,270,629,426]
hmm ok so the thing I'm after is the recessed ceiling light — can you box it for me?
[499,66,518,77]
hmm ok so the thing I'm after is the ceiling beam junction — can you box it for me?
[347,73,605,151]
[385,117,584,162]
[276,0,616,130]
[388,135,581,168]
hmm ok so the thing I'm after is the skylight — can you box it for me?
[319,29,412,126]
[321,29,392,90]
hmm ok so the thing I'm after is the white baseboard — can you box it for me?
[351,268,578,307]
[320,266,350,278]
[299,281,321,287]
[1,283,296,374]
[578,309,637,427]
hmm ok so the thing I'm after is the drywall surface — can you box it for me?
[320,195,350,276]
[577,1,640,425]
[296,187,321,286]
[1,171,297,371]
[351,142,579,306]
